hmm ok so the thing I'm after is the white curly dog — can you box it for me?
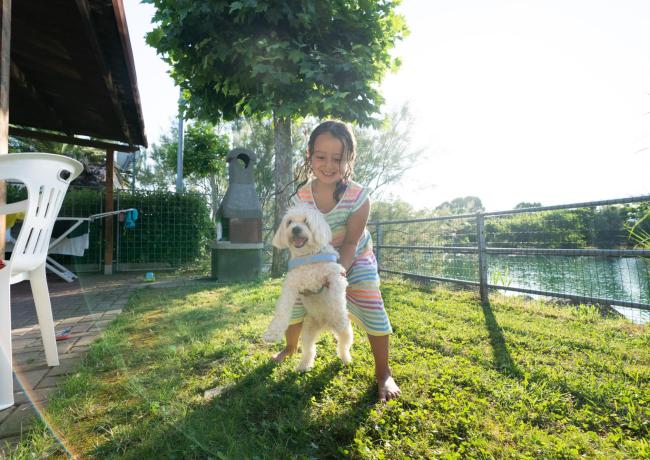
[263,203,352,372]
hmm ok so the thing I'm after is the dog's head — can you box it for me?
[272,204,332,257]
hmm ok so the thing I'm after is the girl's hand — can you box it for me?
[300,271,346,296]
[300,280,329,296]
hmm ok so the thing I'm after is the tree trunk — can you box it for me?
[271,114,292,277]
[208,174,219,223]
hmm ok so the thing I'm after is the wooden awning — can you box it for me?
[6,0,147,151]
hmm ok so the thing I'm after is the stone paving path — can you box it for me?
[0,272,146,453]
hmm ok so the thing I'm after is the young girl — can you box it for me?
[272,120,401,402]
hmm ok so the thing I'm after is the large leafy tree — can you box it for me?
[146,0,407,276]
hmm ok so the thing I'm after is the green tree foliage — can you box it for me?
[435,196,485,215]
[145,0,407,122]
[626,202,650,250]
[514,202,542,209]
[154,120,230,181]
[370,196,436,222]
[370,197,650,251]
[370,197,418,222]
[143,120,230,220]
[591,206,626,247]
[145,0,408,276]
[485,211,588,249]
[135,143,174,192]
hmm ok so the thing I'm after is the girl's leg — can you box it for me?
[367,334,401,401]
[272,322,302,362]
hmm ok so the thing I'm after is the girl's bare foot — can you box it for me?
[271,347,297,362]
[377,374,401,402]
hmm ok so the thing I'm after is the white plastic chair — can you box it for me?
[0,153,82,410]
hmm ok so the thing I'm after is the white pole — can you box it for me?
[176,89,184,193]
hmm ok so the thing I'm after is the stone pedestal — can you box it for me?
[211,241,263,281]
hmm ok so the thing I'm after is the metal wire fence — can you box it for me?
[115,190,214,271]
[43,186,215,273]
[13,179,648,322]
[57,186,105,272]
[370,195,650,322]
[55,187,275,274]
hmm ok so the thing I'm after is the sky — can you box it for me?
[124,0,650,212]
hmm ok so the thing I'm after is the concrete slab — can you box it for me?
[0,272,145,445]
[0,404,38,438]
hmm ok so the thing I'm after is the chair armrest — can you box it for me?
[0,200,28,216]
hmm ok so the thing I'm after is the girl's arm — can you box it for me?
[338,198,370,271]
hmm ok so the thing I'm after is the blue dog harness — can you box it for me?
[288,252,338,271]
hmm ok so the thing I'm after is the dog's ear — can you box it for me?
[272,217,288,249]
[310,210,332,249]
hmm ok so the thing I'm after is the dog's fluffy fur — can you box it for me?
[263,204,352,371]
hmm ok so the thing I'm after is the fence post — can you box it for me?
[116,190,121,273]
[476,213,489,306]
[375,223,382,270]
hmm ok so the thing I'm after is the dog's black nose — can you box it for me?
[291,226,302,236]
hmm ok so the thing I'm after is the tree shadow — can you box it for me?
[61,280,378,458]
[95,358,376,459]
[481,300,523,379]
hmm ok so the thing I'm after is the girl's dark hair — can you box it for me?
[292,120,357,203]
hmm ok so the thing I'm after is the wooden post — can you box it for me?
[103,148,114,274]
[0,0,11,258]
[477,213,489,306]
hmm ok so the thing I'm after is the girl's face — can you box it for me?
[309,132,346,185]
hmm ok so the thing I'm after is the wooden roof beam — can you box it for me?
[111,0,147,147]
[75,0,134,149]
[9,125,139,152]
[10,61,72,136]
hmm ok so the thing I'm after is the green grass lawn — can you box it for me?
[6,277,649,459]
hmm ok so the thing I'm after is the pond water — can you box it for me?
[383,251,650,324]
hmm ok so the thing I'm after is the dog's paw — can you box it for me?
[339,351,352,365]
[263,328,284,343]
[295,360,314,373]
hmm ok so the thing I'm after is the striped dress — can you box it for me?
[289,180,393,336]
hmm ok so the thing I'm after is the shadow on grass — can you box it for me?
[481,301,523,379]
[122,282,269,341]
[81,281,377,458]
[97,360,376,459]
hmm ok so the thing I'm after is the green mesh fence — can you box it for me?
[6,185,215,272]
[116,190,214,271]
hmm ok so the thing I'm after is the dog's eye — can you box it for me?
[286,219,293,227]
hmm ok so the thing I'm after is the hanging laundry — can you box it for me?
[124,209,139,229]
